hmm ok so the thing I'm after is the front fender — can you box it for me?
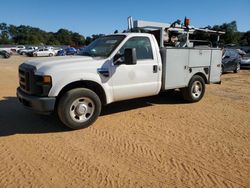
[48,72,114,104]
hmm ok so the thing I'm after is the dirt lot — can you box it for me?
[0,55,250,187]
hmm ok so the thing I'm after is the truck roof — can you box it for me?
[108,33,153,37]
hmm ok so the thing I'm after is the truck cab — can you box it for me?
[17,18,224,129]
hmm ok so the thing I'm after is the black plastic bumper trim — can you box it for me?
[17,87,56,114]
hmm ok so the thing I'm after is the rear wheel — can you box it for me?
[49,53,53,57]
[57,88,101,129]
[221,65,225,74]
[234,63,240,73]
[181,75,205,102]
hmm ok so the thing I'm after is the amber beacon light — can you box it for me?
[184,17,190,27]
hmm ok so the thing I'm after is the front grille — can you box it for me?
[18,64,36,94]
[18,63,52,96]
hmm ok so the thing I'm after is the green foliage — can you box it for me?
[0,23,88,46]
[215,21,240,44]
[240,31,250,46]
[0,21,249,46]
[192,21,250,46]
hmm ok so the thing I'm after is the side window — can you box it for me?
[225,50,230,57]
[231,50,238,58]
[119,37,153,60]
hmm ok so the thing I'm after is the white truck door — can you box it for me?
[110,36,160,101]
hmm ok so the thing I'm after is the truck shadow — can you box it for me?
[101,90,184,115]
[0,90,184,137]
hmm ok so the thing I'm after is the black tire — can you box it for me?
[57,88,101,129]
[221,65,225,74]
[234,63,240,73]
[181,75,205,103]
[49,53,53,57]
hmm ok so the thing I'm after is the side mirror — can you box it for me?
[124,48,137,65]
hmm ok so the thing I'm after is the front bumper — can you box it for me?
[17,87,56,114]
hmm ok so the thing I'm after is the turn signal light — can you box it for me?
[43,75,52,84]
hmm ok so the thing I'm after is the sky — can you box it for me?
[0,0,249,37]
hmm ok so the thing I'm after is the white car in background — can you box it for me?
[33,48,56,57]
[240,54,250,69]
[13,45,26,53]
[0,47,12,53]
[19,46,38,55]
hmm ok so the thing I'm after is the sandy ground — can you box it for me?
[0,55,250,188]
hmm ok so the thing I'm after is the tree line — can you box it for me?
[192,21,250,46]
[0,21,249,46]
[0,23,104,46]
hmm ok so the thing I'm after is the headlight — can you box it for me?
[35,75,52,96]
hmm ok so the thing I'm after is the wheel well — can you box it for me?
[193,72,208,84]
[56,80,107,107]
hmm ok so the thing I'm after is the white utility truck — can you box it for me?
[17,17,224,129]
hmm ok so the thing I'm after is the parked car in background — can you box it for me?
[13,45,26,53]
[222,48,241,73]
[45,46,61,55]
[33,48,56,57]
[240,53,250,68]
[0,47,12,53]
[26,49,37,57]
[19,46,38,55]
[56,47,77,56]
[57,49,66,56]
[65,47,77,55]
[0,50,11,58]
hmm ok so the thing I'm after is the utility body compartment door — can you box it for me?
[161,48,221,89]
[189,49,211,67]
[162,48,189,89]
[209,49,222,83]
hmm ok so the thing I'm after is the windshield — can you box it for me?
[80,35,125,57]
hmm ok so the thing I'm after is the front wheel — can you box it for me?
[234,63,240,73]
[57,88,101,129]
[181,75,205,103]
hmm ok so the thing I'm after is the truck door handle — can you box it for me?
[153,65,158,73]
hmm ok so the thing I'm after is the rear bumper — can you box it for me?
[17,87,56,114]
[240,64,250,68]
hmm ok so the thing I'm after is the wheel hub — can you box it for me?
[194,85,199,93]
[75,104,87,115]
[69,97,95,123]
[191,81,202,99]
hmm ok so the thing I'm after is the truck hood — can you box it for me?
[25,56,106,73]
